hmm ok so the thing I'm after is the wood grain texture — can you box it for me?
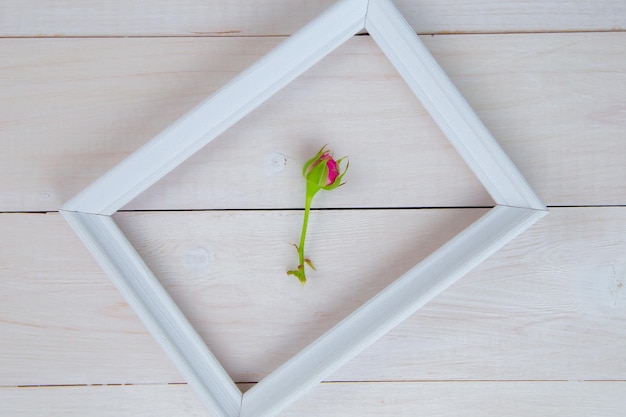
[1,33,625,212]
[1,0,625,37]
[2,382,626,417]
[1,208,624,386]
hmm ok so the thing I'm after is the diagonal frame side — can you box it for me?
[59,210,242,417]
[61,0,369,216]
[239,205,546,417]
[365,0,546,211]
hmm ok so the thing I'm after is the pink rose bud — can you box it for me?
[303,148,347,192]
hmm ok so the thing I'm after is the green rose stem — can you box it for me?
[288,145,348,285]
[291,183,318,282]
[296,190,315,272]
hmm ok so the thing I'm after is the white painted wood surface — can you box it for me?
[2,209,625,378]
[2,0,625,36]
[1,33,625,212]
[1,0,625,416]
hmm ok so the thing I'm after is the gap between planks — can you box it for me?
[0,205,625,215]
[8,379,626,389]
[7,379,626,390]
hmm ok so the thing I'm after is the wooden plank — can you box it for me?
[1,0,625,37]
[1,207,625,386]
[1,33,625,212]
[2,382,626,416]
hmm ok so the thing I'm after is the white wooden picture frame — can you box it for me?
[60,0,548,416]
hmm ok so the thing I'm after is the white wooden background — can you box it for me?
[1,1,626,416]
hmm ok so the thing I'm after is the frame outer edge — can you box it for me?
[58,1,551,417]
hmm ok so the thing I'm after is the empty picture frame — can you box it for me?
[60,0,548,416]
